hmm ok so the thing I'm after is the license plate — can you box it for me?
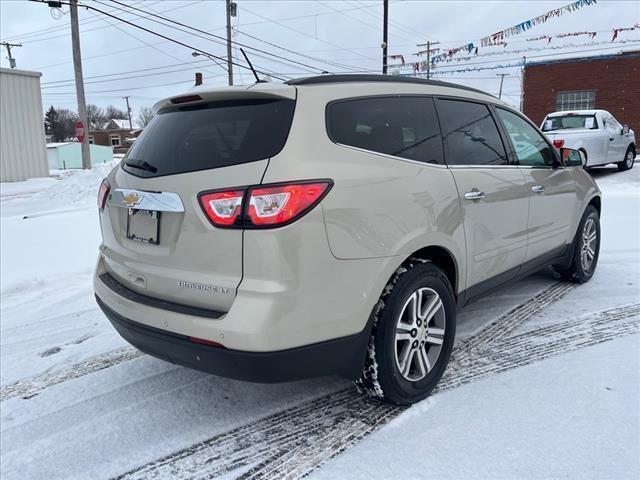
[127,209,160,245]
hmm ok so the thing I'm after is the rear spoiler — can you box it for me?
[153,83,296,113]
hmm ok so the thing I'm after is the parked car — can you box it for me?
[94,75,601,405]
[541,109,636,171]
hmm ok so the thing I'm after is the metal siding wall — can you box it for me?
[0,69,48,182]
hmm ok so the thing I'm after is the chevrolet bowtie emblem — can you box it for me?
[122,192,142,207]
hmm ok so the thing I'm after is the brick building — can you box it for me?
[89,119,141,154]
[522,50,640,130]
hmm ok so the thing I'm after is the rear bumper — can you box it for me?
[96,295,370,382]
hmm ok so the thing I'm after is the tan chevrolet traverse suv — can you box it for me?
[94,75,601,405]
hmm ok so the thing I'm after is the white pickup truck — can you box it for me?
[541,109,636,171]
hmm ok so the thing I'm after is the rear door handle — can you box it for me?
[464,191,486,201]
[531,185,544,193]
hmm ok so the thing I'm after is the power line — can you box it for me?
[235,29,363,72]
[108,0,359,74]
[1,0,146,41]
[36,0,287,81]
[86,6,223,77]
[42,62,215,89]
[4,0,169,44]
[239,4,378,62]
[43,78,196,95]
[4,1,384,44]
[350,0,434,43]
[316,0,418,45]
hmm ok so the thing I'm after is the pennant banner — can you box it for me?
[612,22,639,41]
[480,0,598,47]
[429,0,598,65]
[526,31,597,43]
[428,39,639,67]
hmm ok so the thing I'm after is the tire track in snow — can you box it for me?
[0,346,142,401]
[454,281,576,355]
[437,302,640,392]
[112,301,639,480]
[0,282,574,403]
[237,304,640,480]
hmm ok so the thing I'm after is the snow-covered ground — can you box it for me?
[1,162,638,480]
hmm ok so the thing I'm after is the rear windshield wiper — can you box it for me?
[125,159,158,173]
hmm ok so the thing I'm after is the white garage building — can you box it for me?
[0,67,48,182]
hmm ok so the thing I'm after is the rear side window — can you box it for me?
[541,115,598,131]
[122,98,295,178]
[326,96,444,165]
[436,99,508,166]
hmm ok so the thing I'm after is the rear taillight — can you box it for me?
[98,179,110,209]
[198,180,332,229]
[248,182,331,227]
[553,139,565,148]
[199,189,244,226]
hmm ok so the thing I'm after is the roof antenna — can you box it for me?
[240,48,266,83]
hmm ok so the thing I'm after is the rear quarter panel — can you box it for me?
[262,84,468,294]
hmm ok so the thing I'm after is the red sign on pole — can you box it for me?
[75,121,85,143]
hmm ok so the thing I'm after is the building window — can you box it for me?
[88,136,94,144]
[110,134,121,146]
[555,90,596,111]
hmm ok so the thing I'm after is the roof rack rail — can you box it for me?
[285,74,496,98]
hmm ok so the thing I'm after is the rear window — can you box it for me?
[122,98,295,178]
[326,96,444,165]
[541,115,598,132]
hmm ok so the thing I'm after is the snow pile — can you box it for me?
[31,160,118,210]
[0,177,58,199]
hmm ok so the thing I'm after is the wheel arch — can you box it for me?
[588,195,601,216]
[402,245,459,298]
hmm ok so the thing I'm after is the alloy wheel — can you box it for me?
[626,151,634,168]
[581,217,597,272]
[394,287,446,382]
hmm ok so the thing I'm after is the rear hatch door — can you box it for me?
[101,92,295,312]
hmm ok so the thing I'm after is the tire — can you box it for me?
[355,259,456,405]
[554,205,600,283]
[617,146,635,171]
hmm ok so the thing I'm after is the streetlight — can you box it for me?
[191,51,226,73]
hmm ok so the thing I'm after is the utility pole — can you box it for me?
[418,41,440,80]
[496,73,510,99]
[70,0,91,170]
[123,96,133,129]
[520,56,527,111]
[0,42,22,69]
[382,0,388,74]
[225,0,236,85]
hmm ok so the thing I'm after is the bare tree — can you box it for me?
[137,106,155,128]
[105,104,127,120]
[86,104,106,129]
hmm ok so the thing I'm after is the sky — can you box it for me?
[1,0,638,121]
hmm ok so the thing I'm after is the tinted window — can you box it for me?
[497,109,555,167]
[327,96,444,164]
[122,98,295,178]
[437,99,508,166]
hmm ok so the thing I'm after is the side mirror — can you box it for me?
[560,148,586,168]
[622,125,630,135]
